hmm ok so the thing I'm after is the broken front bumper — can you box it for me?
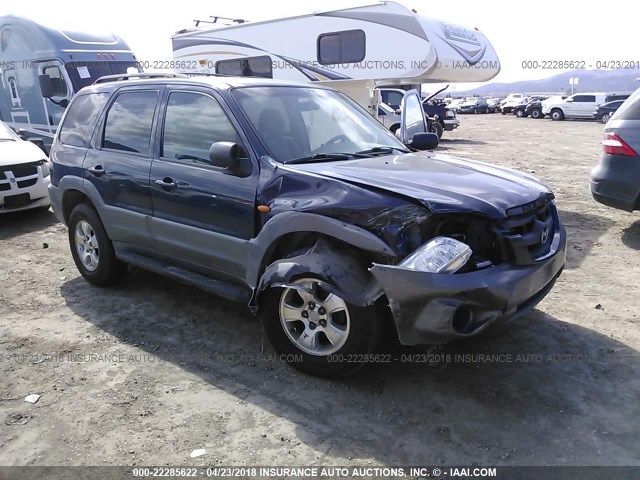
[370,226,567,345]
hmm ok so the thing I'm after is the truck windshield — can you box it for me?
[231,86,408,163]
[65,61,141,91]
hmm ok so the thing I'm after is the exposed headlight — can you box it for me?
[400,236,472,273]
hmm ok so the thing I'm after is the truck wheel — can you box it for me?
[515,109,525,117]
[260,276,383,377]
[531,109,543,119]
[501,110,506,115]
[600,113,611,124]
[431,121,444,138]
[551,109,564,121]
[68,203,127,286]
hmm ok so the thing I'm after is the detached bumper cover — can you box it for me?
[370,226,567,345]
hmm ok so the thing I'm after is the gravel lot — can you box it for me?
[1,114,639,468]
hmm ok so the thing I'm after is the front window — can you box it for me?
[65,61,141,92]
[231,86,407,163]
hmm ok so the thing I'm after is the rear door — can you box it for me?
[149,86,259,280]
[571,94,596,117]
[84,87,161,249]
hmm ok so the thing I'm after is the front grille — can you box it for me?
[17,178,37,188]
[496,195,556,265]
[0,162,39,179]
[0,183,10,192]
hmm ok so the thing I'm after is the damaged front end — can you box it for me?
[370,196,567,345]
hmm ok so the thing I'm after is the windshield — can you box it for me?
[65,61,141,91]
[232,86,407,163]
[0,122,19,141]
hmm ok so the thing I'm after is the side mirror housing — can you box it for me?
[209,142,252,177]
[409,132,439,151]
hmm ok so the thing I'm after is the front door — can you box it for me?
[149,87,259,280]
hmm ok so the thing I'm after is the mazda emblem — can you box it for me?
[541,227,549,243]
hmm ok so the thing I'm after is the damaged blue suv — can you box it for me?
[48,74,566,377]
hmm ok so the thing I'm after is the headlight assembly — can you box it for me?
[399,236,472,273]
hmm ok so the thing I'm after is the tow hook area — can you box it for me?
[252,239,383,310]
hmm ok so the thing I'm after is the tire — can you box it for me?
[432,121,444,138]
[474,108,478,114]
[390,124,400,135]
[531,109,543,119]
[601,113,611,124]
[551,109,564,121]
[260,276,383,377]
[68,203,127,286]
[501,110,506,115]
[515,109,524,117]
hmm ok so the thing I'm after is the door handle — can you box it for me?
[88,165,105,176]
[155,178,177,189]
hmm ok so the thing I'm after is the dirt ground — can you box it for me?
[1,114,639,469]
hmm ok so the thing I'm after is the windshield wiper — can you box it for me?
[356,146,410,155]
[284,152,370,165]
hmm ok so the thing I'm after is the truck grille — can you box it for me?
[496,195,557,265]
[0,162,39,178]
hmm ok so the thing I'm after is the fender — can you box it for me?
[245,211,396,290]
[250,238,384,310]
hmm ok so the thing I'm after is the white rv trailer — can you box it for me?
[171,1,500,115]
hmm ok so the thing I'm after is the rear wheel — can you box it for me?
[68,203,127,286]
[531,109,543,119]
[600,113,611,124]
[261,276,383,377]
[551,109,564,121]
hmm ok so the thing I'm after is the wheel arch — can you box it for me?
[247,212,396,309]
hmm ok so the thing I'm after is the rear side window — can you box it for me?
[573,95,596,102]
[613,88,640,120]
[59,93,109,147]
[162,91,241,163]
[318,30,365,65]
[102,90,159,154]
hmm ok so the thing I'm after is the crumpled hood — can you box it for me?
[0,140,47,167]
[287,152,551,218]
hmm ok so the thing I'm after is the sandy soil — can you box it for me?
[0,114,639,468]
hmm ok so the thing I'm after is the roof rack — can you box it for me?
[194,16,248,27]
[93,72,189,84]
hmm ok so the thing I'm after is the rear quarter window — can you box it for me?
[58,93,109,147]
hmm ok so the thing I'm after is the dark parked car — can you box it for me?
[486,98,501,113]
[591,89,640,211]
[593,100,625,124]
[525,96,565,119]
[513,97,548,118]
[457,98,489,114]
[48,74,566,377]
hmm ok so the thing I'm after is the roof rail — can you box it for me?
[93,72,189,84]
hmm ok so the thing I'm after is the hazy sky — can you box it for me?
[1,0,634,90]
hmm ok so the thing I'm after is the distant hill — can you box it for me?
[456,69,640,96]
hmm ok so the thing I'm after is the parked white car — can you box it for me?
[500,93,523,108]
[542,93,607,121]
[0,121,51,213]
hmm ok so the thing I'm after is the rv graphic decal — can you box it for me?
[174,38,353,81]
[437,22,486,65]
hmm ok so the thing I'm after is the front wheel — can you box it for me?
[531,109,543,119]
[551,109,564,121]
[260,277,383,377]
[515,109,525,117]
[430,121,444,138]
[68,203,127,286]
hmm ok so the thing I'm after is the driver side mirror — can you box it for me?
[409,132,439,150]
[209,142,252,177]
